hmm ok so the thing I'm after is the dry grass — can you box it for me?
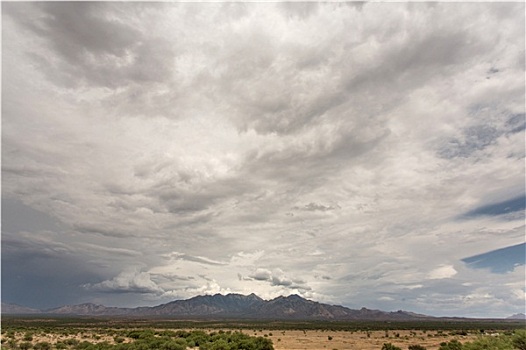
[245,329,479,350]
[3,327,482,350]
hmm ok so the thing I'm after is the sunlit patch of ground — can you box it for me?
[243,329,479,350]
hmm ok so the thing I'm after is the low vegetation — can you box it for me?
[380,331,526,350]
[1,328,273,350]
[438,331,526,350]
[1,317,524,350]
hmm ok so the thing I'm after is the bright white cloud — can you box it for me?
[84,270,164,295]
[427,265,458,280]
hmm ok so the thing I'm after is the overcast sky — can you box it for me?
[2,2,525,318]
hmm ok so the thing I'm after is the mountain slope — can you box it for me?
[254,295,345,319]
[251,295,427,320]
[44,303,131,316]
[145,293,264,316]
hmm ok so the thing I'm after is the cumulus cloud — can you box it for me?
[84,270,164,295]
[427,265,458,280]
[250,268,272,281]
[247,267,310,290]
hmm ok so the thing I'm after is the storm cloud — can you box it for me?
[2,2,524,317]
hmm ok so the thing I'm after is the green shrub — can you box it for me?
[463,335,513,350]
[6,340,17,350]
[252,337,273,350]
[159,340,185,350]
[75,341,96,350]
[19,342,32,350]
[114,337,125,344]
[158,331,177,338]
[6,330,16,338]
[34,342,52,350]
[64,339,80,346]
[186,330,208,347]
[408,345,427,350]
[127,330,154,340]
[513,330,526,350]
[56,342,68,350]
[439,340,462,350]
[382,343,402,350]
[209,339,229,350]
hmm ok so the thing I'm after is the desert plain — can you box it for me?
[3,317,523,350]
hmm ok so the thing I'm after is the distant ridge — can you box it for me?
[1,302,42,314]
[507,313,526,320]
[2,294,430,320]
[44,303,130,316]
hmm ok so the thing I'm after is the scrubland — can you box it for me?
[1,317,524,350]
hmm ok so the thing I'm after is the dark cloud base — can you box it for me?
[2,248,101,309]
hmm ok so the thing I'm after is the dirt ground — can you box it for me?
[246,329,478,350]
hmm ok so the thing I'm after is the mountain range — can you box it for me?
[1,293,523,321]
[2,293,428,320]
[506,313,526,320]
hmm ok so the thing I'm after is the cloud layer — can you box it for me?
[2,2,524,317]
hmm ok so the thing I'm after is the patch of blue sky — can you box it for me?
[506,113,526,134]
[461,195,525,219]
[438,106,524,159]
[462,243,526,273]
[437,124,500,159]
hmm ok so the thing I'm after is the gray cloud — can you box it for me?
[166,252,227,266]
[507,114,526,134]
[279,2,319,20]
[247,268,309,290]
[438,125,499,159]
[2,232,103,309]
[3,2,166,89]
[2,197,64,233]
[293,203,341,212]
[250,269,272,281]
